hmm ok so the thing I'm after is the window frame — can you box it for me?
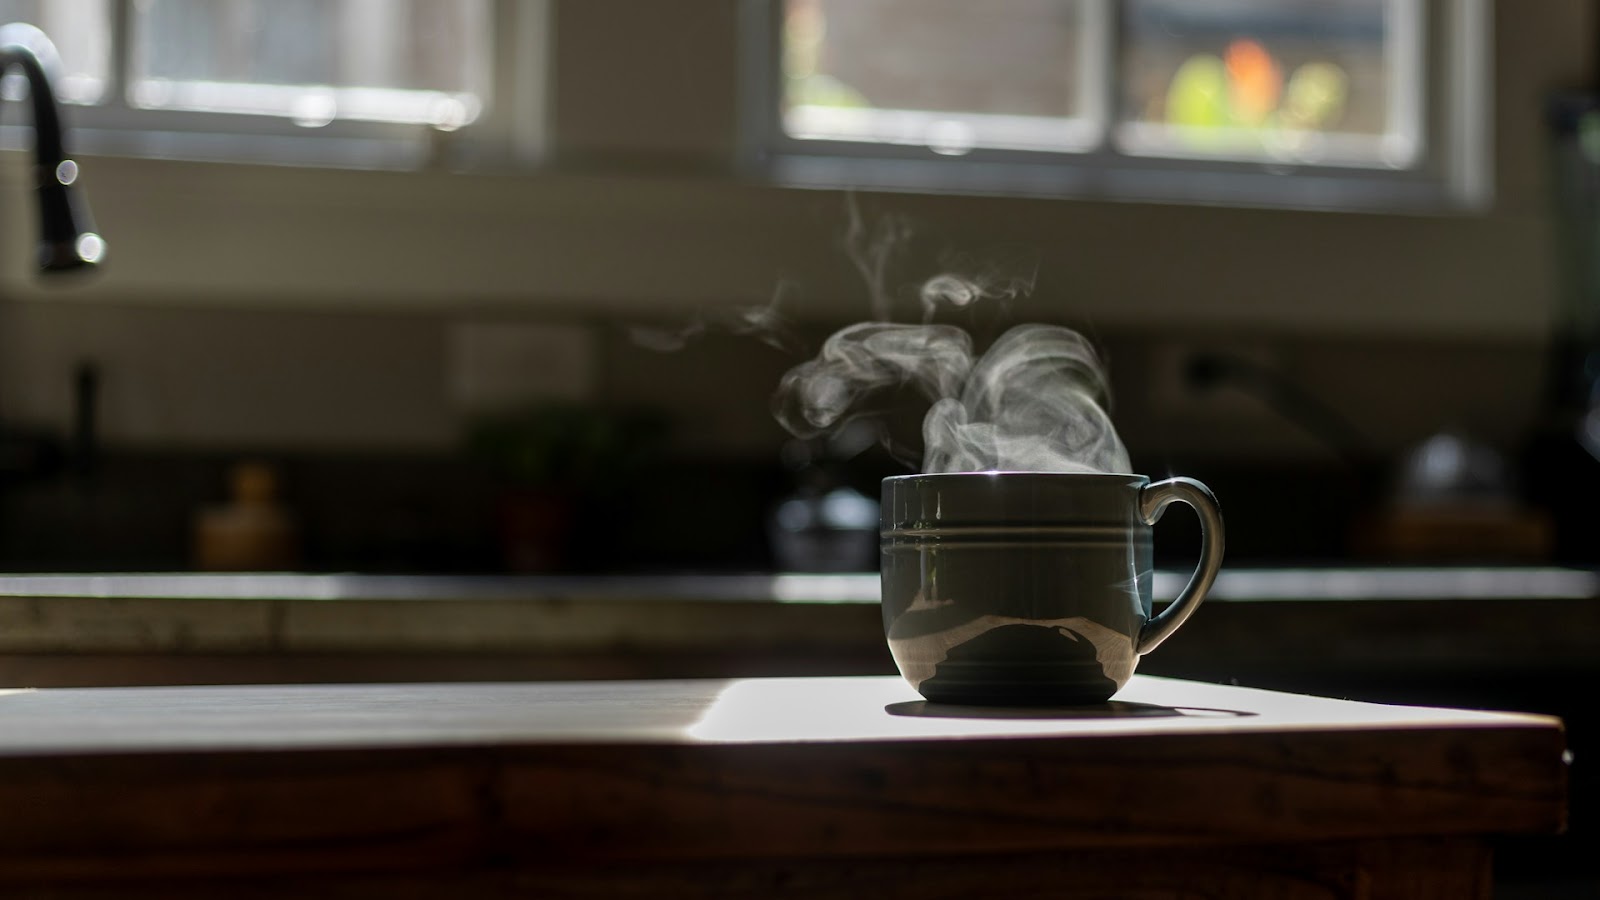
[0,0,547,171]
[739,0,1491,213]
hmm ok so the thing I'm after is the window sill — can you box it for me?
[763,152,1486,216]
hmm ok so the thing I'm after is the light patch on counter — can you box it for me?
[682,674,1546,744]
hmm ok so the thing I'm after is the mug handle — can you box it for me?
[1136,477,1225,655]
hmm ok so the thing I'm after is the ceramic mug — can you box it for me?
[880,472,1224,705]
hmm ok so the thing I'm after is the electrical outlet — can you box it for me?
[1148,341,1281,418]
[449,321,596,413]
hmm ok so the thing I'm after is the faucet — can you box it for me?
[0,23,102,489]
[0,22,103,273]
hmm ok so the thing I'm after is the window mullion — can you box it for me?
[106,0,132,112]
[1386,0,1425,167]
[1081,0,1118,158]
[500,0,549,165]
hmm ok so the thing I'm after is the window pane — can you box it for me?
[0,0,111,104]
[1118,0,1418,167]
[129,0,491,129]
[782,0,1090,155]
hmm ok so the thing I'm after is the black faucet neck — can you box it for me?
[0,22,102,274]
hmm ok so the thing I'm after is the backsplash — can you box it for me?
[0,297,1580,573]
[0,299,1551,460]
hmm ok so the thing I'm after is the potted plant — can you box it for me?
[466,404,666,572]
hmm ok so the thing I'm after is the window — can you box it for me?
[782,0,1098,155]
[129,0,487,129]
[747,0,1488,211]
[1117,0,1416,168]
[0,0,110,104]
[0,0,521,169]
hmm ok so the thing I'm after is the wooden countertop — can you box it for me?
[0,569,1594,660]
[1,570,1596,693]
[0,675,1567,890]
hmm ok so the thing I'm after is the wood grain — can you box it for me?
[0,840,1493,899]
[0,675,1565,892]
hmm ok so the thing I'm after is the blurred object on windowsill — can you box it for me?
[466,404,668,573]
[1547,92,1600,456]
[192,460,300,571]
[1185,351,1373,471]
[768,422,879,573]
[1352,432,1553,562]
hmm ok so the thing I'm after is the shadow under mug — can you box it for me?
[880,472,1224,705]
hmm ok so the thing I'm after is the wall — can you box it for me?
[0,0,1588,464]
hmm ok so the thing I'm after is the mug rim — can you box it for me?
[884,471,1144,484]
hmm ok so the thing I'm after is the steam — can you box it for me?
[772,323,973,439]
[922,324,1127,474]
[774,317,1129,474]
[844,201,911,321]
[776,206,1129,475]
[919,255,1037,322]
[635,196,1130,476]
[630,281,802,354]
